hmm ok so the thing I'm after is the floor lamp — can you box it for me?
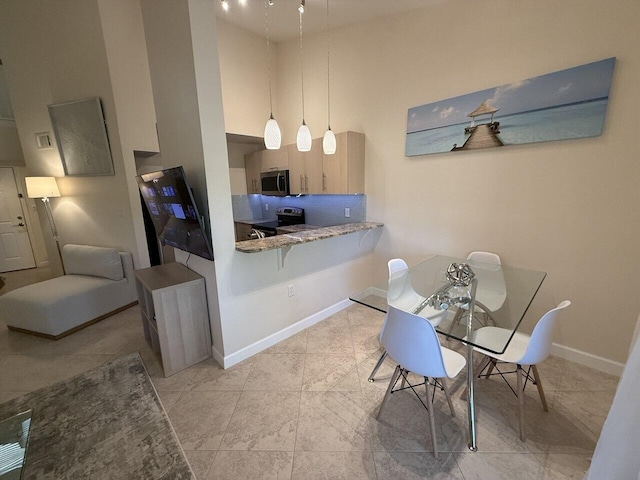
[25,176,65,274]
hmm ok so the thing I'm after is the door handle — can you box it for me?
[14,223,25,227]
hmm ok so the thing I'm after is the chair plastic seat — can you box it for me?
[441,347,467,378]
[472,327,530,364]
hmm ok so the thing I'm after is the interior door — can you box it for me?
[0,167,36,272]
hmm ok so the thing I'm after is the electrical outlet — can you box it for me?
[265,204,269,211]
[344,207,351,218]
[287,284,295,297]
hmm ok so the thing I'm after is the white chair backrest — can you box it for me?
[467,251,501,265]
[387,259,419,308]
[388,258,409,276]
[518,300,571,365]
[380,305,449,378]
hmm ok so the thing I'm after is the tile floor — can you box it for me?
[0,268,619,479]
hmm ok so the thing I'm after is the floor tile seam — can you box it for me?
[291,354,305,456]
[214,389,246,449]
[199,449,219,480]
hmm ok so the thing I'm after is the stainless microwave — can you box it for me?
[260,170,290,196]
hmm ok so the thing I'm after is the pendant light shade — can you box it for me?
[263,0,281,150]
[297,122,312,152]
[264,115,281,150]
[322,128,336,155]
[322,0,335,155]
[296,5,311,152]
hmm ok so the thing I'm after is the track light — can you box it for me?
[298,0,305,14]
[221,0,229,11]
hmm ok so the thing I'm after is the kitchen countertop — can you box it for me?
[235,222,384,253]
[275,224,321,234]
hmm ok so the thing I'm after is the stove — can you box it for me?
[250,207,305,238]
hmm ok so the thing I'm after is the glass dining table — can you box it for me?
[349,255,546,451]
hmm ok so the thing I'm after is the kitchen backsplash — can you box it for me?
[232,194,366,226]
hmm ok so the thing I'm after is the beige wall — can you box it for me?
[271,0,640,365]
[216,18,275,138]
[0,121,24,166]
[0,0,156,273]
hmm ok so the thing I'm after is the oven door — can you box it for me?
[260,170,290,196]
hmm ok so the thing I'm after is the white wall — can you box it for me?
[0,121,24,166]
[271,0,640,365]
[216,18,276,137]
[0,0,155,274]
[141,0,379,365]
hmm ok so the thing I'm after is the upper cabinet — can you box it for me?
[244,131,364,195]
[288,138,323,194]
[260,148,289,172]
[322,131,365,194]
[245,151,262,194]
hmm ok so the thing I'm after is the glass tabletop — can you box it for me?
[0,409,33,480]
[350,255,546,355]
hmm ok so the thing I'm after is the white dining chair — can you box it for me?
[368,258,447,382]
[472,300,571,441]
[467,251,501,266]
[376,305,466,457]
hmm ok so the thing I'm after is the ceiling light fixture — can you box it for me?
[322,0,336,155]
[263,0,281,149]
[296,3,311,152]
[221,0,229,12]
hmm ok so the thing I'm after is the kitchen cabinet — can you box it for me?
[234,221,253,242]
[322,131,365,194]
[288,138,323,194]
[260,148,289,172]
[245,151,262,193]
[135,262,211,377]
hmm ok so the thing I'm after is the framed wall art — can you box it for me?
[48,97,114,176]
[406,58,616,157]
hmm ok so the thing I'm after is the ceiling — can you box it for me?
[214,0,439,42]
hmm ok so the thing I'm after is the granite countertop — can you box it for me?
[235,222,384,253]
[275,224,321,234]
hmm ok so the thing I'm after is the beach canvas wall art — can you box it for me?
[405,58,615,157]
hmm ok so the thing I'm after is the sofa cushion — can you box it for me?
[62,244,123,281]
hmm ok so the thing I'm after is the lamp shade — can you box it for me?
[296,122,312,152]
[25,177,61,199]
[323,128,336,155]
[264,116,282,150]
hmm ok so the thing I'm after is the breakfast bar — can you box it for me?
[235,221,384,253]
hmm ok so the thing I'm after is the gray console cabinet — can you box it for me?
[135,262,211,377]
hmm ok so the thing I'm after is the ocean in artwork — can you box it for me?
[405,58,615,157]
[405,98,609,156]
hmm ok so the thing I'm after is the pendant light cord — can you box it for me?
[265,0,274,115]
[326,0,331,129]
[299,7,305,122]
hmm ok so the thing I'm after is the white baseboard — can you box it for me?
[211,344,225,367]
[220,298,353,369]
[551,342,624,377]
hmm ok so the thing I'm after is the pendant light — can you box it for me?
[322,0,336,155]
[263,0,281,150]
[296,0,312,152]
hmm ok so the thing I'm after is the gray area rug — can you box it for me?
[0,353,194,479]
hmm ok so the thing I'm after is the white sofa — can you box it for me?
[0,244,137,339]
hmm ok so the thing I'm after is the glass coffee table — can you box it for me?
[0,409,33,479]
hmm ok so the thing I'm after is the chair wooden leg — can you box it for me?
[485,359,496,379]
[516,364,526,441]
[368,351,388,382]
[531,364,549,412]
[376,365,401,420]
[440,377,456,417]
[476,355,492,378]
[424,377,438,458]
